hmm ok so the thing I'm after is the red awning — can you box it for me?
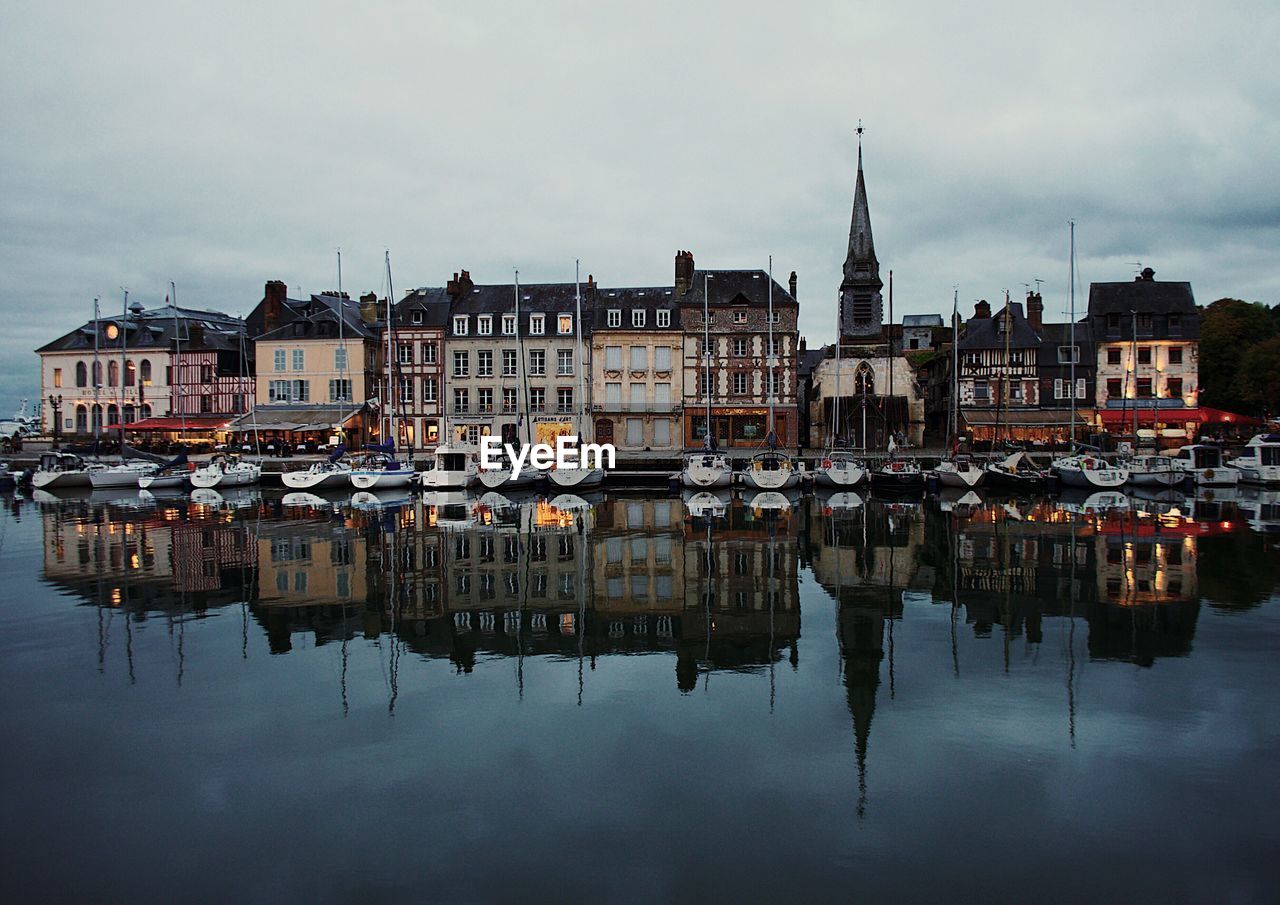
[1097,407,1264,427]
[107,416,231,432]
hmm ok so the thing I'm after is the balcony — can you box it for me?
[591,402,683,413]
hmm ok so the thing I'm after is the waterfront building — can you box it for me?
[240,280,378,447]
[900,313,943,352]
[35,300,253,442]
[1087,267,1201,442]
[589,283,683,453]
[676,252,800,448]
[389,286,450,450]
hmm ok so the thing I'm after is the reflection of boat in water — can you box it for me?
[683,489,731,519]
[190,486,261,509]
[351,489,414,510]
[817,489,864,512]
[1236,486,1280,534]
[937,489,983,515]
[748,490,793,512]
[1056,489,1130,514]
[281,491,339,510]
[422,490,475,529]
[547,493,593,512]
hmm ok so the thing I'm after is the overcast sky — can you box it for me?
[3,0,1277,411]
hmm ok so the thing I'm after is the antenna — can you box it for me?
[1129,261,1143,275]
[1033,278,1044,294]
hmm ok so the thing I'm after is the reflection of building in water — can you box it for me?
[593,497,684,617]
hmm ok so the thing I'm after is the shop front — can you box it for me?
[684,407,791,449]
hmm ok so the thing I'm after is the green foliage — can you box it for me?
[1199,298,1277,414]
[1237,336,1280,416]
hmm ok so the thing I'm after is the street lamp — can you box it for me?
[48,393,63,449]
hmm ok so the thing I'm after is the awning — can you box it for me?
[228,404,365,433]
[113,416,232,432]
[1093,407,1258,427]
[1196,407,1265,426]
[961,408,1092,427]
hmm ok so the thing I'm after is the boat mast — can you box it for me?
[832,291,841,451]
[1131,308,1139,451]
[172,282,186,439]
[385,250,397,454]
[574,260,587,445]
[999,290,1012,448]
[119,288,128,448]
[92,297,101,441]
[703,272,711,446]
[1068,220,1076,448]
[951,287,959,450]
[887,269,894,452]
[515,269,530,447]
[767,255,776,445]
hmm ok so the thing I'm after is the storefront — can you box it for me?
[684,407,792,449]
[229,403,368,449]
[961,408,1093,443]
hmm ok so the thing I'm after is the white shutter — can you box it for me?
[1054,378,1063,399]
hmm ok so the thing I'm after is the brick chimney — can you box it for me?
[1137,267,1155,282]
[359,292,379,325]
[974,299,991,319]
[263,280,287,334]
[674,250,694,297]
[788,271,797,299]
[1026,290,1043,333]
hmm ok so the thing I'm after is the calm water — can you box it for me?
[1,484,1278,904]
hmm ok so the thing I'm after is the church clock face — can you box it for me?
[105,324,119,340]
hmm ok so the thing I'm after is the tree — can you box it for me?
[1199,298,1276,413]
[1237,335,1280,418]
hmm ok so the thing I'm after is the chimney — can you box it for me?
[187,322,204,348]
[1138,267,1155,282]
[674,250,694,297]
[788,271,797,299]
[974,299,991,319]
[359,292,379,325]
[263,280,287,334]
[1026,291,1043,333]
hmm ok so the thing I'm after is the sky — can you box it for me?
[3,0,1278,413]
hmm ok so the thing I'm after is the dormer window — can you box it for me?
[453,315,469,336]
[502,314,516,335]
[732,310,748,325]
[530,314,545,335]
[558,314,573,335]
[632,309,646,328]
[607,309,622,328]
[478,315,493,336]
[656,309,671,328]
[411,310,423,325]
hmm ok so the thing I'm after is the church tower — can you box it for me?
[838,127,883,339]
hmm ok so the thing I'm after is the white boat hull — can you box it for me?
[934,466,985,489]
[546,467,605,488]
[350,469,415,490]
[138,472,190,490]
[419,469,476,489]
[1182,467,1238,487]
[680,464,733,488]
[1055,465,1128,489]
[1127,470,1182,488]
[476,464,541,489]
[281,468,352,490]
[32,470,92,489]
[814,464,866,487]
[89,466,157,489]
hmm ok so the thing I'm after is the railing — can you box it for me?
[591,402,683,413]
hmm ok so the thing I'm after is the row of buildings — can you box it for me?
[36,147,1230,453]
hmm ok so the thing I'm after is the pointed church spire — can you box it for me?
[839,121,883,338]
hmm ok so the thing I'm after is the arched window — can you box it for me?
[140,359,152,386]
[125,360,136,387]
[90,404,103,434]
[108,361,119,387]
[140,404,152,419]
[106,404,119,428]
[75,362,87,387]
[75,405,88,434]
[854,362,875,395]
[123,404,136,424]
[92,361,103,387]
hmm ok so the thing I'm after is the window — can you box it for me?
[200,364,213,384]
[529,349,545,376]
[92,362,102,387]
[732,310,748,324]
[605,346,622,370]
[654,418,671,446]
[768,312,781,324]
[274,349,286,371]
[329,379,352,402]
[477,350,493,378]
[558,388,574,413]
[424,342,437,364]
[655,382,671,404]
[453,351,469,378]
[654,346,671,370]
[502,388,517,413]
[909,338,920,350]
[292,349,304,370]
[607,309,621,328]
[269,379,309,402]
[1136,313,1153,334]
[1077,378,1086,399]
[1009,351,1024,366]
[478,315,492,336]
[631,309,646,328]
[53,367,62,388]
[530,314,545,335]
[1107,378,1123,398]
[453,388,469,413]
[423,377,438,403]
[108,361,118,386]
[1137,347,1151,365]
[768,337,781,356]
[629,383,645,406]
[629,346,647,370]
[335,346,348,372]
[399,375,414,403]
[1168,314,1182,335]
[1167,377,1183,398]
[1054,378,1064,399]
[732,372,747,395]
[973,379,990,403]
[733,338,748,357]
[1106,313,1121,334]
[140,360,152,385]
[698,371,710,397]
[557,349,574,375]
[394,342,411,365]
[411,309,423,325]
[702,337,714,357]
[605,382,621,405]
[1107,348,1122,365]
[478,388,493,413]
[501,314,516,335]
[502,349,517,377]
[1168,346,1183,365]
[626,418,643,446]
[656,309,671,328]
[767,370,782,396]
[529,387,545,412]
[1137,377,1153,397]
[453,315,469,336]
[558,314,573,335]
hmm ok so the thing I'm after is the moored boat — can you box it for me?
[932,455,986,489]
[1227,433,1280,485]
[418,445,477,489]
[349,449,415,490]
[32,452,95,490]
[679,450,733,488]
[740,451,801,491]
[88,460,159,489]
[1052,452,1129,489]
[814,451,867,488]
[190,454,261,489]
[1171,443,1238,487]
[1126,454,1183,488]
[983,451,1047,491]
[870,457,925,493]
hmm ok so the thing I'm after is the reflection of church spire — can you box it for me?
[839,121,884,339]
[839,603,883,819]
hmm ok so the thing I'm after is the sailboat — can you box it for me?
[281,444,353,490]
[815,292,867,488]
[32,451,96,489]
[741,257,800,491]
[88,450,161,489]
[352,252,415,489]
[548,261,606,489]
[191,453,261,488]
[932,289,984,489]
[681,272,733,488]
[869,272,923,493]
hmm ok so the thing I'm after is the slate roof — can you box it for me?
[36,306,246,354]
[957,302,1041,351]
[678,269,799,310]
[903,314,943,327]
[1086,271,1200,341]
[592,286,681,330]
[255,294,377,342]
[394,287,452,328]
[799,345,829,378]
[1036,321,1094,366]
